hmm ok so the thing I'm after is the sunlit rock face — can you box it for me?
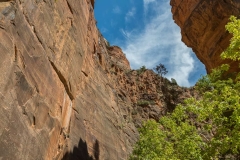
[0,0,198,159]
[170,0,240,74]
[0,0,137,159]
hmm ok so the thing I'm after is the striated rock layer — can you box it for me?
[0,0,197,159]
[170,0,240,73]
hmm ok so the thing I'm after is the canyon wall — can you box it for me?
[0,0,195,159]
[170,0,240,73]
[0,0,135,159]
[1,0,239,159]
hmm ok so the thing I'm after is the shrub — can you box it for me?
[171,78,177,85]
[137,100,154,106]
[136,66,147,75]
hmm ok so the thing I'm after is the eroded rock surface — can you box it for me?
[0,0,197,159]
[171,0,240,73]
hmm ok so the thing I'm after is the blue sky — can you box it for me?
[94,0,206,87]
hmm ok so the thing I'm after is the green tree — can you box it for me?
[130,118,203,160]
[153,63,168,77]
[130,16,240,160]
[137,66,147,75]
[131,66,240,160]
[221,16,240,61]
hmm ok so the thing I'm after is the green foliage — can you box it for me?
[130,16,240,160]
[196,64,230,93]
[153,63,168,77]
[136,66,147,75]
[130,118,203,160]
[171,78,177,85]
[221,16,240,61]
[183,76,240,159]
[137,100,155,106]
[131,67,240,159]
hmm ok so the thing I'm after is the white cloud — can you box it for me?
[143,0,156,5]
[125,7,136,22]
[143,0,156,15]
[122,0,195,87]
[113,6,121,14]
[120,29,130,39]
[166,43,194,87]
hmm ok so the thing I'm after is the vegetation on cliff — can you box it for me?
[126,66,196,128]
[130,16,240,160]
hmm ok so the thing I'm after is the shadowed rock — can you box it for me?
[62,139,99,160]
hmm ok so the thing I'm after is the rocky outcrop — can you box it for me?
[118,69,198,127]
[0,0,197,159]
[170,0,240,73]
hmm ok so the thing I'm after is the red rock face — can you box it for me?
[0,0,137,159]
[170,0,240,73]
[108,46,130,71]
[0,0,198,159]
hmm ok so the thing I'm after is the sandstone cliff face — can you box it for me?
[0,0,196,159]
[170,0,240,73]
[0,0,133,159]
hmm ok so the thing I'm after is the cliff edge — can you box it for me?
[170,0,240,73]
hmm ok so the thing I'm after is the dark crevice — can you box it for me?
[14,44,17,62]
[66,0,73,15]
[49,60,74,100]
[72,107,79,114]
[22,9,31,26]
[22,8,45,50]
[97,53,103,66]
[33,28,44,49]
[33,116,35,126]
[81,71,88,77]
[90,0,94,8]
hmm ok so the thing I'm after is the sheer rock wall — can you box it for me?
[0,0,136,159]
